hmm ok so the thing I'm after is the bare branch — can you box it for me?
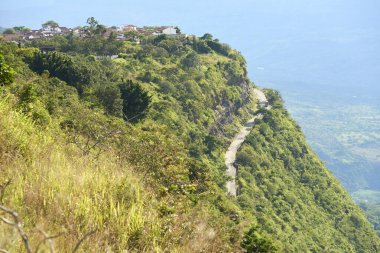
[0,205,31,253]
[0,217,15,225]
[72,229,97,253]
[123,108,148,122]
[87,129,121,154]
[0,179,12,204]
[0,249,10,253]
[33,228,63,253]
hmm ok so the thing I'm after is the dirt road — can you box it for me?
[225,89,269,196]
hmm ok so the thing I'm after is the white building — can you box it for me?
[152,26,178,36]
[162,27,177,35]
[116,34,125,39]
[118,24,137,32]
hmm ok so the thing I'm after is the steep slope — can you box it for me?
[0,29,379,252]
[226,89,269,196]
[235,90,380,252]
[0,36,256,252]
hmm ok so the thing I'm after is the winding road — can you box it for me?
[225,89,269,196]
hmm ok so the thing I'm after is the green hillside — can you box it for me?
[0,24,379,252]
[236,90,380,252]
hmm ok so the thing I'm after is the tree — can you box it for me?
[3,28,16,34]
[27,51,94,94]
[193,40,212,54]
[0,54,16,86]
[124,30,141,42]
[119,80,150,122]
[206,40,230,56]
[181,52,200,69]
[158,81,176,94]
[158,39,182,54]
[236,151,255,167]
[86,17,98,29]
[241,226,277,253]
[200,33,213,41]
[84,17,107,39]
[13,26,31,33]
[204,135,222,154]
[86,17,99,36]
[152,34,168,45]
[94,24,107,36]
[42,20,59,29]
[94,84,123,117]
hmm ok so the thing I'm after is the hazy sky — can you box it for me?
[1,0,379,92]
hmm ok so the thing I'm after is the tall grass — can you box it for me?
[0,98,162,252]
[0,95,245,252]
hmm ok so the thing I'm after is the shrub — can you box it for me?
[241,226,277,253]
[119,80,150,122]
[0,54,16,86]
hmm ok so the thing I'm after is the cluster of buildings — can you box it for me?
[117,24,178,36]
[1,26,71,42]
[109,24,179,41]
[0,24,180,43]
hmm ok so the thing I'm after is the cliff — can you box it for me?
[0,31,379,252]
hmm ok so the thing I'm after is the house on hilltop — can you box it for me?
[42,25,61,33]
[1,33,24,43]
[116,34,125,40]
[137,27,153,36]
[59,27,71,34]
[41,26,71,37]
[162,26,178,35]
[0,23,183,44]
[25,30,43,40]
[119,24,137,32]
[73,28,88,38]
[152,26,178,36]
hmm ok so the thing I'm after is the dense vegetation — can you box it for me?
[0,29,257,252]
[1,20,379,252]
[359,202,380,237]
[283,88,380,232]
[235,90,380,252]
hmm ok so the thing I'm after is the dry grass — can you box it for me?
[0,97,244,252]
[0,98,162,252]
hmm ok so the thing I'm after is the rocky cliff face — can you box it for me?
[209,79,253,136]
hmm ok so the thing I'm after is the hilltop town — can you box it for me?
[0,19,182,44]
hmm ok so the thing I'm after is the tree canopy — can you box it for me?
[42,20,59,28]
[0,54,16,86]
[3,28,16,34]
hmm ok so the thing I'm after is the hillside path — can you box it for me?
[225,89,270,196]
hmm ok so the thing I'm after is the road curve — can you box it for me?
[225,89,269,196]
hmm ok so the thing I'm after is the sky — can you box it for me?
[1,0,380,92]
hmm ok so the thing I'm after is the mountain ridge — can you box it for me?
[0,24,379,252]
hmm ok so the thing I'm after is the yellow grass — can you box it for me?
[0,98,162,252]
